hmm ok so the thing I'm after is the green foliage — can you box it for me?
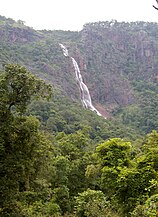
[75,189,117,217]
[131,194,158,217]
[21,198,61,217]
[54,130,93,198]
[96,138,131,167]
[0,64,52,114]
[0,64,53,216]
[116,81,158,134]
[94,134,158,215]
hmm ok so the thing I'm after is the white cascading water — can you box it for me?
[59,43,102,117]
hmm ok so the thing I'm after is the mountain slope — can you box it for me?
[0,16,158,133]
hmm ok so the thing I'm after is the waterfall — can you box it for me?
[59,43,103,117]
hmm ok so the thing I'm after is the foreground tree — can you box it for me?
[0,64,53,216]
[0,64,51,115]
[95,136,158,216]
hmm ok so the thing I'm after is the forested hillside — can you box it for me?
[0,16,158,134]
[0,15,158,217]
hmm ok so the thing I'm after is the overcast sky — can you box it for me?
[1,0,158,31]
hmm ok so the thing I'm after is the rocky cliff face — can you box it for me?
[72,21,158,110]
[7,27,43,43]
[0,16,42,43]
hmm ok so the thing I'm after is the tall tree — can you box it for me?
[0,64,52,216]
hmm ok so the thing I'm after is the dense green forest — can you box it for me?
[0,15,158,216]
